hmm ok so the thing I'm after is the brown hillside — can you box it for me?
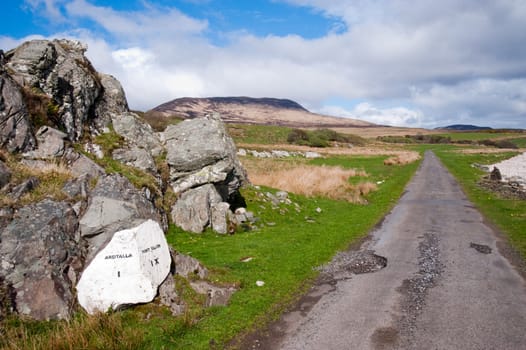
[149,97,375,128]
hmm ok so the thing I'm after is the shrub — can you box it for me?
[287,129,309,144]
[287,128,366,148]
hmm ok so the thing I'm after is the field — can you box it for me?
[2,126,525,350]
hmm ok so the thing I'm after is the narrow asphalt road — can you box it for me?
[247,151,526,350]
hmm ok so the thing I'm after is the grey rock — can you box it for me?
[10,177,40,200]
[0,71,35,153]
[305,151,322,159]
[5,39,101,141]
[490,167,502,181]
[83,142,104,159]
[171,184,222,233]
[276,191,289,200]
[92,73,129,131]
[174,252,209,279]
[23,126,67,159]
[190,281,237,307]
[63,148,105,179]
[0,160,11,188]
[0,199,84,320]
[111,112,162,157]
[170,159,232,195]
[79,174,161,260]
[113,146,157,174]
[164,114,247,197]
[211,202,234,234]
[158,273,185,316]
[271,150,290,158]
[62,174,90,198]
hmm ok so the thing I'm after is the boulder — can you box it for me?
[92,73,129,131]
[0,160,11,188]
[79,174,162,260]
[5,39,101,141]
[23,126,67,159]
[113,146,157,174]
[170,159,234,195]
[171,184,222,233]
[174,252,209,279]
[0,71,35,153]
[490,167,502,181]
[0,199,84,320]
[111,112,163,157]
[76,220,171,314]
[163,113,247,199]
[63,148,105,179]
[211,202,235,234]
[189,281,237,307]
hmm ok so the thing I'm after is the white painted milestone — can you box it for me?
[77,220,171,314]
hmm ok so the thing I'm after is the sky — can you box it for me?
[1,0,526,129]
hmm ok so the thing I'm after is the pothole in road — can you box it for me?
[470,242,492,254]
[318,250,387,280]
[396,231,444,343]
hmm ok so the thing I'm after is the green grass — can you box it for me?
[227,124,292,144]
[144,155,420,349]
[434,149,526,258]
[1,154,420,350]
[436,131,523,141]
[508,137,526,148]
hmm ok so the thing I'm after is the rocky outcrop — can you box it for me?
[92,73,129,131]
[0,70,35,153]
[0,199,84,320]
[79,174,162,260]
[112,112,163,157]
[5,40,101,141]
[3,39,133,144]
[23,126,67,159]
[0,39,247,320]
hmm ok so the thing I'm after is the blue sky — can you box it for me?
[2,0,526,128]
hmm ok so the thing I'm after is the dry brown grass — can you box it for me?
[0,156,73,207]
[237,142,420,159]
[242,158,376,203]
[455,148,525,154]
[383,152,421,166]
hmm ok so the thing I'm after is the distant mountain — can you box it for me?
[149,97,374,128]
[437,124,493,131]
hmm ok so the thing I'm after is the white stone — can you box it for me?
[76,220,171,314]
[304,151,322,159]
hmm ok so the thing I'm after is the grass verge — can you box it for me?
[0,154,420,350]
[151,155,420,349]
[434,149,526,258]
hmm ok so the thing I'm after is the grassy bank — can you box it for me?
[434,149,526,258]
[155,155,420,348]
[0,154,420,350]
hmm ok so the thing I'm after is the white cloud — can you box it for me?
[24,0,65,21]
[319,103,426,127]
[6,0,526,127]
